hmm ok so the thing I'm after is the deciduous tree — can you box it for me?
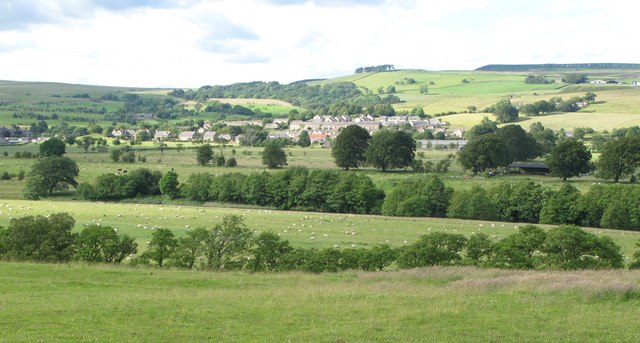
[546,139,592,181]
[331,125,371,170]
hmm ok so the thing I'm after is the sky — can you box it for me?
[0,0,637,88]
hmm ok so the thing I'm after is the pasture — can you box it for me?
[1,262,639,342]
[0,199,639,258]
[0,141,605,202]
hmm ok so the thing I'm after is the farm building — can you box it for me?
[203,131,219,141]
[178,131,196,141]
[154,131,170,141]
[509,162,550,175]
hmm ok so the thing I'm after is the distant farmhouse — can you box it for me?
[589,80,622,85]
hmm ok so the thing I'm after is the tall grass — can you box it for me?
[0,262,639,342]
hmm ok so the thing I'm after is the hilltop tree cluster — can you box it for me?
[355,64,395,73]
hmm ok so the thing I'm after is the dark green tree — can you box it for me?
[542,225,623,269]
[203,214,253,270]
[365,129,416,172]
[110,148,122,162]
[465,233,494,265]
[75,225,137,263]
[170,227,208,269]
[144,228,177,267]
[539,183,583,225]
[496,125,542,161]
[358,244,398,271]
[396,232,467,268]
[465,117,498,139]
[76,136,96,153]
[39,138,66,157]
[492,225,546,269]
[562,74,588,84]
[491,99,519,123]
[1,213,76,262]
[297,130,311,147]
[262,142,287,168]
[529,122,557,154]
[595,136,640,183]
[250,231,293,272]
[457,134,511,175]
[181,173,214,201]
[331,125,371,170]
[160,170,180,199]
[546,138,592,181]
[196,144,214,166]
[25,156,79,197]
[447,186,499,221]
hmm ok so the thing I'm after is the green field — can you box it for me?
[1,262,639,342]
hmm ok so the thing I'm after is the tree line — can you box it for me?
[355,65,395,73]
[72,165,640,231]
[1,213,638,271]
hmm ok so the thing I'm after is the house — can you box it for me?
[309,132,328,144]
[589,80,607,84]
[264,123,278,130]
[508,162,550,175]
[632,81,640,86]
[111,129,137,138]
[0,137,8,145]
[449,128,466,138]
[203,131,218,141]
[178,131,196,141]
[154,131,170,141]
[218,133,232,141]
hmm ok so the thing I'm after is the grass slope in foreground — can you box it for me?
[0,262,639,342]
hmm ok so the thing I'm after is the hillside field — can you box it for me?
[317,69,640,130]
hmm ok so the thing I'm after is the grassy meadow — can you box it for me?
[1,262,639,342]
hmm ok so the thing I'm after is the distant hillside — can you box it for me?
[476,63,640,72]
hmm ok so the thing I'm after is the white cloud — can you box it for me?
[0,0,637,87]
